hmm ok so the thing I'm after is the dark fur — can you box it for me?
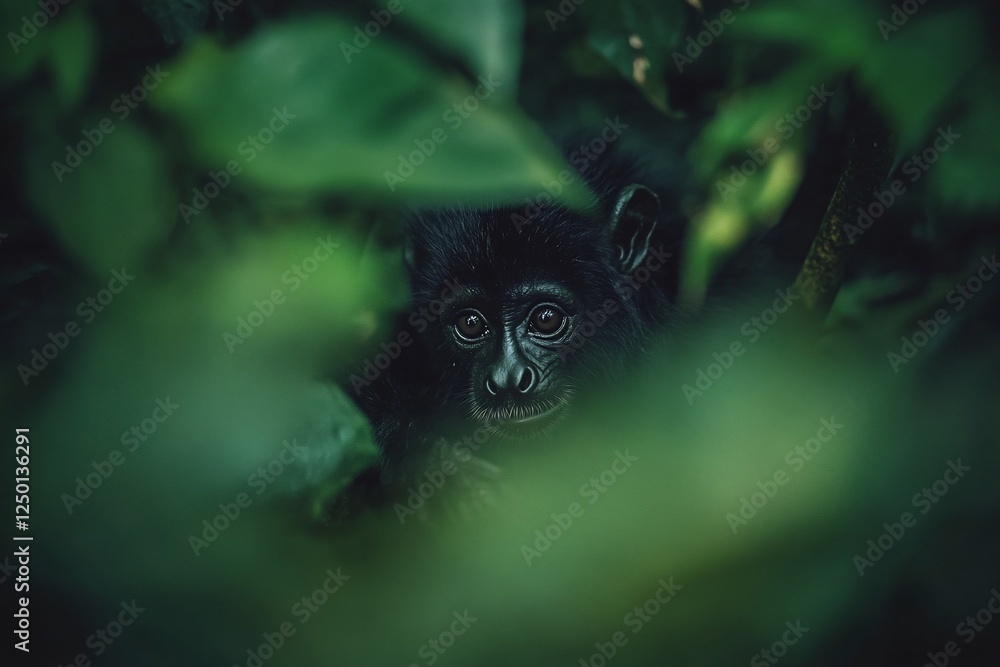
[351,145,689,491]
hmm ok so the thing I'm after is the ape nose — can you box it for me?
[485,366,536,396]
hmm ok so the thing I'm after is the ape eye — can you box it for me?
[455,310,488,340]
[530,305,566,337]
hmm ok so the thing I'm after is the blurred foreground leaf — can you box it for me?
[401,0,524,92]
[152,17,592,207]
[33,298,996,666]
[26,121,176,277]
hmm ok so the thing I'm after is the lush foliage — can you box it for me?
[2,0,998,665]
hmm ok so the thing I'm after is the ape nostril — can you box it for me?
[485,377,498,396]
[517,368,534,393]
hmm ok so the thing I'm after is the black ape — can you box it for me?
[349,146,689,494]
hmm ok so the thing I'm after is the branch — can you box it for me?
[793,93,894,316]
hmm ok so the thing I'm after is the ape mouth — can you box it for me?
[507,405,561,425]
[479,400,570,439]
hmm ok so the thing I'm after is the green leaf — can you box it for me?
[1,1,95,100]
[152,17,593,208]
[861,9,984,152]
[732,0,880,69]
[46,6,97,108]
[400,0,524,95]
[734,3,986,154]
[690,61,833,177]
[929,74,1000,211]
[289,382,380,518]
[581,0,687,112]
[26,120,176,276]
[0,0,52,82]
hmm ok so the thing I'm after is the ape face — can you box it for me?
[404,183,668,439]
[439,277,580,437]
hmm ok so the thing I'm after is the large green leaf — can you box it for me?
[732,0,880,69]
[26,120,176,276]
[152,17,592,207]
[733,3,985,154]
[860,9,984,152]
[400,0,524,95]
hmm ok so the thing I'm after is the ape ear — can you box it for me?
[609,184,660,274]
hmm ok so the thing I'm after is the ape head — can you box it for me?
[403,172,683,440]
